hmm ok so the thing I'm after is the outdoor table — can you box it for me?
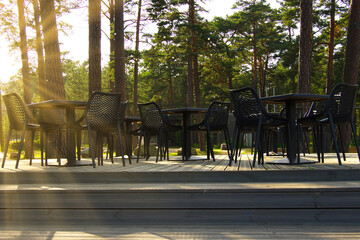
[261,93,328,164]
[28,100,88,166]
[162,107,207,160]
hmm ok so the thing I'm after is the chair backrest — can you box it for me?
[326,83,358,123]
[84,92,126,130]
[138,102,168,132]
[2,93,34,131]
[204,101,230,131]
[229,87,268,126]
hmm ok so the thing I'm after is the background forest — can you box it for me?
[0,0,357,115]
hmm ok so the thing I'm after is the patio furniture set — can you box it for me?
[2,83,360,169]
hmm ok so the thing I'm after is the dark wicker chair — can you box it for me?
[187,101,232,161]
[296,101,326,163]
[2,93,40,169]
[104,101,129,164]
[229,87,289,167]
[296,83,360,165]
[137,102,183,162]
[72,92,128,167]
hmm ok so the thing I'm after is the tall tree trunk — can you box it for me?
[168,78,174,107]
[17,0,31,104]
[326,0,335,95]
[343,0,360,85]
[298,0,313,94]
[114,0,126,101]
[259,58,265,97]
[32,0,46,101]
[89,0,102,95]
[39,0,65,100]
[109,0,115,92]
[17,0,32,159]
[133,0,142,116]
[226,50,233,89]
[188,0,204,151]
[187,52,193,107]
[340,0,360,151]
[252,21,258,90]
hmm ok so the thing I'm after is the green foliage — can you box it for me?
[3,0,358,114]
[63,59,89,101]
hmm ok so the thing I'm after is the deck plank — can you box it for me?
[1,153,360,173]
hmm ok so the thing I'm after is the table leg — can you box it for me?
[286,100,297,164]
[183,112,192,160]
[66,107,76,165]
[64,108,92,167]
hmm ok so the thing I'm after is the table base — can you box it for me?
[267,157,317,165]
[47,160,94,167]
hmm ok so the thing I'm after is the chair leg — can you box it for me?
[224,128,233,163]
[87,122,96,168]
[117,125,126,167]
[230,124,238,166]
[328,115,342,165]
[313,126,321,163]
[156,127,163,163]
[137,134,142,163]
[337,123,346,161]
[239,130,245,161]
[29,130,35,166]
[2,128,12,168]
[15,122,27,169]
[253,117,262,167]
[206,127,215,161]
[300,127,306,157]
[95,131,102,166]
[206,135,211,160]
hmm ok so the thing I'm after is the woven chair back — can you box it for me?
[3,93,33,131]
[85,92,126,130]
[229,87,267,126]
[138,102,166,132]
[205,101,230,131]
[326,83,358,123]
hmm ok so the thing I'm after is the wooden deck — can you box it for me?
[1,153,360,239]
[1,152,360,173]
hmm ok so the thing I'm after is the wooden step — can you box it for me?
[1,169,360,184]
[1,180,360,224]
